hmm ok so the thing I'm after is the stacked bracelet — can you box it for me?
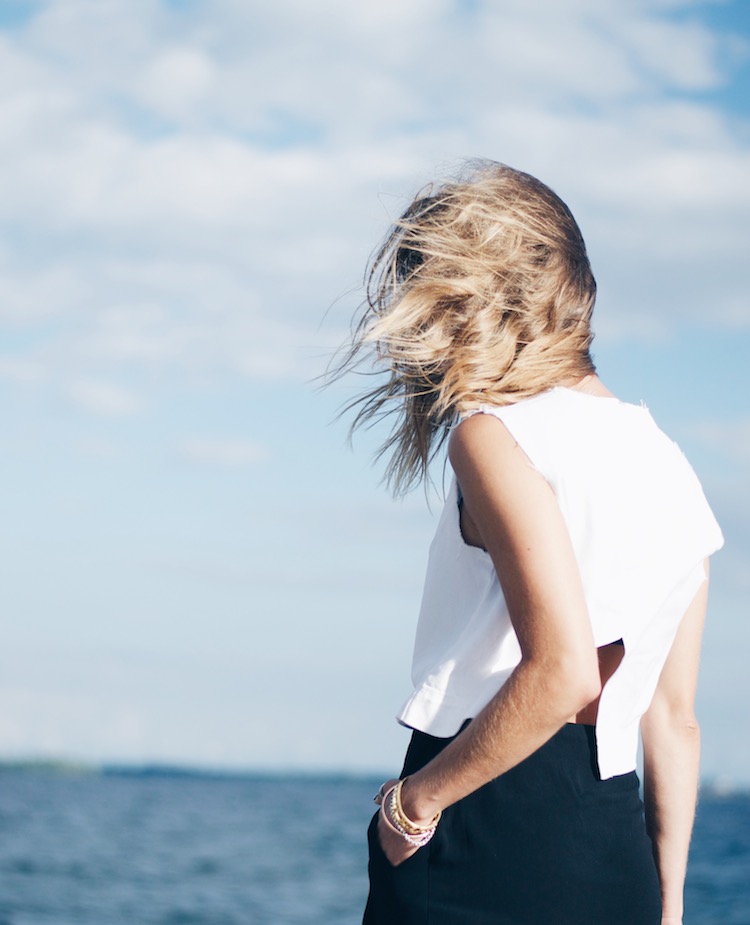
[381,778,442,848]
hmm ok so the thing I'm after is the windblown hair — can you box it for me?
[333,160,597,495]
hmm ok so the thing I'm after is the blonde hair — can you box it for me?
[334,160,597,495]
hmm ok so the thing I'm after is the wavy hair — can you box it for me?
[332,160,597,495]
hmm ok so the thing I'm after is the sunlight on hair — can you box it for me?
[331,160,597,495]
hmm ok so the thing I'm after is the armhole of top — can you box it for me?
[459,405,550,486]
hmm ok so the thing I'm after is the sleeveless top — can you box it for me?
[396,387,724,779]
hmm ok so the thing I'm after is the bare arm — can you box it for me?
[640,569,709,925]
[378,412,601,864]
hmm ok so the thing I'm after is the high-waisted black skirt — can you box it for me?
[363,723,662,925]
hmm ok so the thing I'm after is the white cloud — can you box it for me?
[134,46,215,119]
[0,356,46,383]
[0,0,747,397]
[613,15,722,89]
[179,437,267,466]
[0,256,88,322]
[67,378,144,415]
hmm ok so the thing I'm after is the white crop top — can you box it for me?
[397,387,724,779]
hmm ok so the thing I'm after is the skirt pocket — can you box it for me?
[363,811,431,925]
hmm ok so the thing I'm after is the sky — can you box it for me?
[0,0,748,784]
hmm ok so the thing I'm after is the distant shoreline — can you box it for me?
[0,758,385,783]
[0,759,747,795]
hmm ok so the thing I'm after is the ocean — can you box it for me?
[0,769,747,924]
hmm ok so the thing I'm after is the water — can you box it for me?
[0,769,747,924]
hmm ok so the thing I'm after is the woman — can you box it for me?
[336,162,723,925]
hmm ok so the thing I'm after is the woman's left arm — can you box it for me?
[640,569,709,925]
[377,412,601,865]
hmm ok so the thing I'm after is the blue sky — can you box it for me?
[0,0,748,784]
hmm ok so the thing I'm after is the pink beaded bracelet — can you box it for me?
[380,781,441,848]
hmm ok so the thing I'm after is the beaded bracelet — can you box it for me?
[381,779,442,848]
[392,778,442,834]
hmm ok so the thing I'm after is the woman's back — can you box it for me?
[398,386,723,778]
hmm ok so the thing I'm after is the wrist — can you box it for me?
[660,899,684,923]
[400,775,444,827]
[381,779,441,849]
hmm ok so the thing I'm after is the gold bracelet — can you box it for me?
[382,784,440,849]
[391,778,442,835]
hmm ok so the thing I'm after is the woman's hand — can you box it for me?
[376,808,420,867]
[373,779,420,867]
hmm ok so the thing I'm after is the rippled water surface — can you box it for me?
[0,771,747,924]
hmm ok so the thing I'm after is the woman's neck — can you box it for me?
[563,373,616,400]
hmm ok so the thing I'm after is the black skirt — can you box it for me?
[363,723,662,925]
